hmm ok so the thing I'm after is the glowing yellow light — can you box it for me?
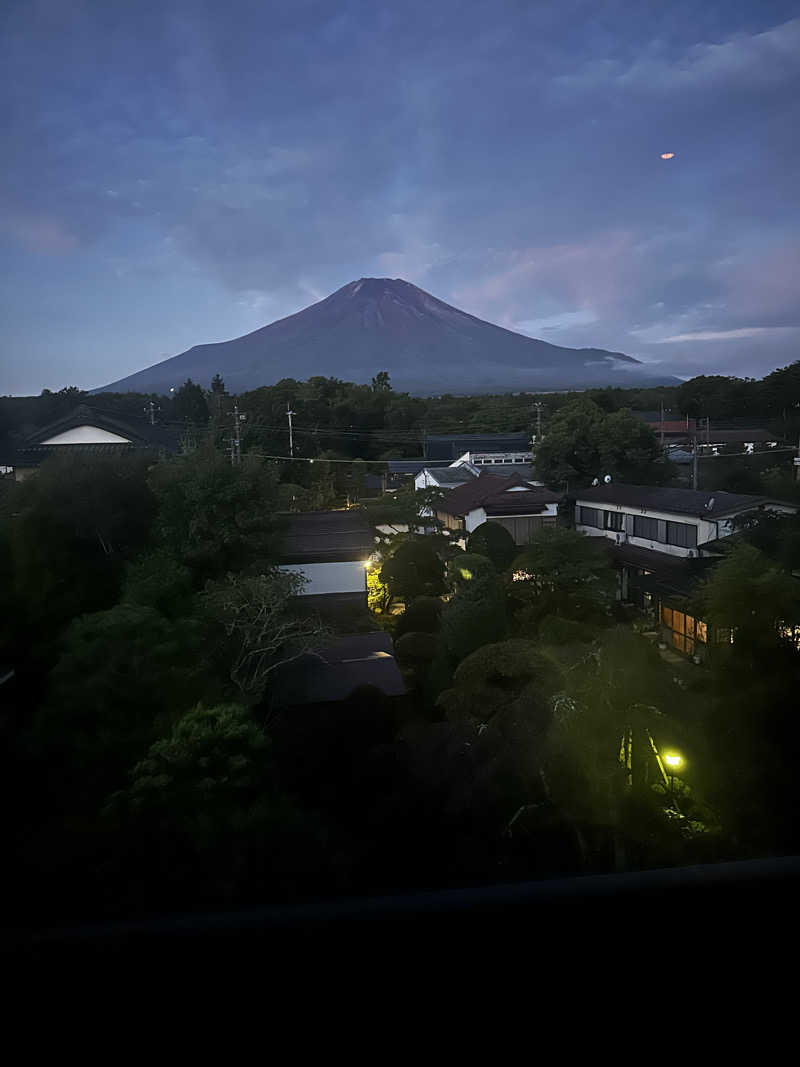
[363,560,372,569]
[664,753,682,768]
[660,152,675,160]
[459,568,473,580]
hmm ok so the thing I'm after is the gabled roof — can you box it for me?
[26,405,180,450]
[8,405,182,469]
[439,472,562,519]
[428,466,478,485]
[278,509,374,563]
[575,482,795,519]
[269,632,406,706]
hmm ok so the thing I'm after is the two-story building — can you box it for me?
[435,472,562,546]
[574,483,796,657]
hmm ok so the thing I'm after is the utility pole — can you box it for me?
[144,399,158,425]
[533,401,544,443]
[692,433,699,490]
[286,401,295,458]
[706,415,710,447]
[231,402,245,466]
[660,401,665,447]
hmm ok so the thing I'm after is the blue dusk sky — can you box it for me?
[1,0,799,394]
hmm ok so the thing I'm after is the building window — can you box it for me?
[660,603,711,656]
[604,510,624,531]
[578,506,601,527]
[633,515,660,540]
[666,521,698,548]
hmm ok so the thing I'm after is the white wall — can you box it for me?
[465,502,558,536]
[278,561,367,597]
[573,498,796,557]
[465,507,488,533]
[41,425,132,444]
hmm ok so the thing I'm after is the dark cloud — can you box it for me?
[1,0,799,392]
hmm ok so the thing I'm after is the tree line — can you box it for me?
[5,358,800,467]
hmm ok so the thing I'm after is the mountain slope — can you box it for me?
[95,278,677,394]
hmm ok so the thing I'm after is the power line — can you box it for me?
[247,452,400,465]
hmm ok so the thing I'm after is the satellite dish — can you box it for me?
[604,474,612,484]
[592,478,599,487]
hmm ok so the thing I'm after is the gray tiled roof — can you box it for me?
[425,433,530,460]
[439,472,562,518]
[270,632,406,706]
[429,467,477,485]
[575,482,791,519]
[278,509,374,563]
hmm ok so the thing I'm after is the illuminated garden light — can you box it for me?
[664,753,682,768]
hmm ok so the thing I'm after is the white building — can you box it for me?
[435,472,562,545]
[574,482,797,656]
[574,483,795,560]
[415,452,543,493]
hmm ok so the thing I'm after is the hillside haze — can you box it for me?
[95,278,677,394]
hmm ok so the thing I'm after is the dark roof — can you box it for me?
[575,482,791,519]
[429,467,478,485]
[702,429,778,444]
[385,459,449,476]
[609,542,715,598]
[439,472,562,519]
[278,509,374,563]
[476,462,538,480]
[8,404,182,469]
[27,404,181,450]
[270,632,406,706]
[665,449,693,464]
[425,433,530,460]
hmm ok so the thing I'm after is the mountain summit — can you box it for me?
[95,277,676,394]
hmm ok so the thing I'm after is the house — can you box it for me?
[574,482,797,656]
[268,632,406,709]
[277,509,374,611]
[424,433,532,464]
[415,451,542,492]
[435,472,562,545]
[4,404,181,480]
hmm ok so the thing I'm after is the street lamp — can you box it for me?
[664,752,682,801]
